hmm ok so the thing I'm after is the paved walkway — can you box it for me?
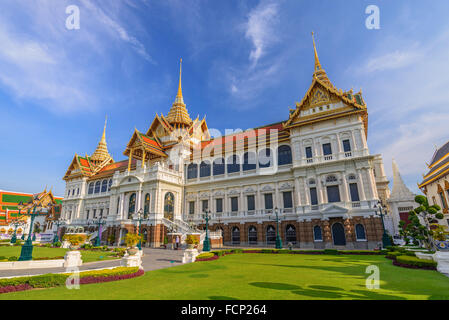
[0,248,185,278]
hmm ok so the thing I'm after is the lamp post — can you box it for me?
[133,209,145,250]
[89,216,106,247]
[375,201,391,248]
[270,207,283,249]
[9,220,24,244]
[18,200,52,261]
[202,209,211,252]
[52,220,65,244]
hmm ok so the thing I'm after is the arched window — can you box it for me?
[101,179,108,193]
[313,225,323,241]
[108,179,112,191]
[199,161,211,177]
[285,224,296,243]
[187,163,198,179]
[326,175,338,183]
[232,226,240,244]
[227,155,240,173]
[332,223,346,246]
[355,224,366,240]
[128,193,136,219]
[94,181,101,193]
[213,158,225,176]
[258,148,273,168]
[308,178,316,185]
[243,152,256,171]
[348,174,357,181]
[164,192,175,220]
[278,145,292,165]
[215,226,224,236]
[248,226,258,245]
[266,225,276,244]
[143,193,150,218]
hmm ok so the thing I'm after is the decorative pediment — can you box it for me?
[214,190,224,197]
[279,182,293,190]
[244,187,255,193]
[200,192,210,198]
[228,189,240,195]
[261,185,273,192]
[321,204,348,214]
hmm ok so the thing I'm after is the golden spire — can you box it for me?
[166,58,193,128]
[90,116,112,164]
[311,32,332,87]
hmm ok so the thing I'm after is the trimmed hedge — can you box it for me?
[196,252,215,260]
[0,267,142,294]
[395,255,437,270]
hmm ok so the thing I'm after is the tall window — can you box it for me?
[128,193,136,219]
[283,191,293,208]
[202,200,209,213]
[200,161,211,177]
[322,143,332,156]
[144,193,150,218]
[227,155,240,173]
[216,198,223,213]
[439,192,448,209]
[266,225,276,244]
[101,179,108,192]
[342,139,351,152]
[231,197,238,212]
[86,210,90,220]
[286,225,296,243]
[355,224,366,240]
[349,183,360,202]
[248,226,257,244]
[313,225,323,241]
[94,181,101,193]
[327,185,341,203]
[187,163,198,179]
[305,146,313,159]
[93,209,97,218]
[116,197,120,214]
[264,193,273,210]
[278,145,292,165]
[189,201,195,215]
[243,152,256,171]
[232,227,240,244]
[213,158,225,176]
[164,192,175,220]
[310,187,318,205]
[247,195,255,211]
[258,148,272,168]
[108,179,112,191]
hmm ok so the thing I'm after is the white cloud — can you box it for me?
[363,48,422,73]
[245,0,279,66]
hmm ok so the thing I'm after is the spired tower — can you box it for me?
[90,117,113,168]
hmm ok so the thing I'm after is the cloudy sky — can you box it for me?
[0,0,448,196]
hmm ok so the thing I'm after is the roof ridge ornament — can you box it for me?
[311,31,332,87]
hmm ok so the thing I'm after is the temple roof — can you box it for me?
[90,117,113,163]
[390,159,415,201]
[419,140,449,188]
[165,59,193,127]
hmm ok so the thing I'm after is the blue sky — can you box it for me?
[1,0,449,197]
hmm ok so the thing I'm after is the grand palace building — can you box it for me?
[61,36,392,249]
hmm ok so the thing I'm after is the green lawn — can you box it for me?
[2,253,449,300]
[0,246,117,263]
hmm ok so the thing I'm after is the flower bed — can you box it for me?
[195,252,219,262]
[0,267,144,294]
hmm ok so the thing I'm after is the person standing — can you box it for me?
[175,235,179,250]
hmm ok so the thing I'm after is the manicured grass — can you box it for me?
[0,246,117,263]
[2,253,449,300]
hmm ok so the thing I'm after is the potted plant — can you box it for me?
[63,234,87,250]
[185,234,199,250]
[125,233,140,256]
[107,234,115,246]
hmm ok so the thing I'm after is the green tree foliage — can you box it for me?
[398,195,444,249]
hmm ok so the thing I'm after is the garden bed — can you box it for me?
[0,267,144,294]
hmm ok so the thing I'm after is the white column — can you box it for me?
[357,170,367,201]
[317,176,324,204]
[294,178,301,207]
[341,174,350,202]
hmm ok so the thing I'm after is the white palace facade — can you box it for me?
[61,37,390,249]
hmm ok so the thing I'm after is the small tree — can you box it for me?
[124,233,140,248]
[406,195,444,250]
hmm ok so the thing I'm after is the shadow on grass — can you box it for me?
[249,282,301,290]
[208,296,239,300]
[190,274,209,278]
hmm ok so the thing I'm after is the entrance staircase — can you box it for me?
[161,218,205,243]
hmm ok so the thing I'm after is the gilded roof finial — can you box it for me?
[175,58,184,105]
[91,116,113,164]
[166,58,192,127]
[310,31,332,87]
[311,31,321,73]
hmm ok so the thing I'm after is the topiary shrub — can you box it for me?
[395,255,437,269]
